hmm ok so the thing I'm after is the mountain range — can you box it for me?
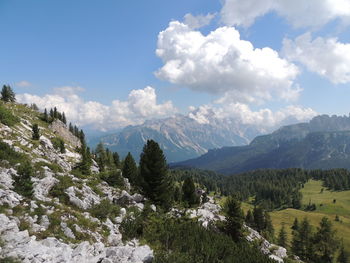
[173,114,350,174]
[89,111,308,162]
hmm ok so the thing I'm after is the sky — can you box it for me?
[1,0,350,132]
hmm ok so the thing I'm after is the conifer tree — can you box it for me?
[291,218,299,233]
[277,223,288,247]
[69,123,74,133]
[253,206,265,232]
[32,124,40,140]
[96,142,107,172]
[43,108,49,122]
[62,112,67,124]
[292,217,313,261]
[264,212,275,241]
[113,152,120,168]
[182,177,198,206]
[14,161,34,198]
[224,195,244,242]
[245,210,254,227]
[53,107,58,118]
[122,152,138,185]
[59,139,66,153]
[338,242,348,263]
[139,140,173,209]
[1,85,16,102]
[313,217,338,263]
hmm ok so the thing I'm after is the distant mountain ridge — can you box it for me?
[90,114,271,162]
[174,114,350,174]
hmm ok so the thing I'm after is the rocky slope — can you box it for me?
[174,114,350,174]
[0,102,153,262]
[0,102,296,263]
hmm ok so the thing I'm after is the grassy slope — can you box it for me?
[269,180,350,253]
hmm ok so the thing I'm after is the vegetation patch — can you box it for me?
[89,199,120,221]
[0,102,20,127]
[49,175,74,204]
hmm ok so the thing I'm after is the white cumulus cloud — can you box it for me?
[17,86,177,131]
[155,21,300,104]
[283,33,350,84]
[183,13,215,29]
[221,0,350,28]
[188,103,317,127]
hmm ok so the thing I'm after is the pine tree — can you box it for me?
[14,161,34,198]
[291,218,299,233]
[96,142,107,172]
[32,124,40,140]
[253,206,265,232]
[113,152,120,168]
[338,242,348,263]
[59,139,66,153]
[139,140,173,209]
[122,152,138,185]
[77,143,92,175]
[1,85,16,102]
[224,196,244,242]
[245,210,254,226]
[43,108,49,122]
[62,112,67,124]
[264,212,275,241]
[292,217,313,261]
[53,107,58,118]
[313,217,338,263]
[277,223,288,247]
[69,123,74,133]
[182,177,198,206]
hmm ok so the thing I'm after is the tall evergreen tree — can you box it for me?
[43,108,49,122]
[338,242,348,263]
[139,140,173,209]
[32,124,40,140]
[277,223,288,247]
[122,152,138,185]
[312,217,338,263]
[245,210,254,227]
[291,217,313,261]
[253,206,265,232]
[291,218,299,233]
[113,152,120,168]
[224,196,244,242]
[182,177,198,206]
[96,142,107,172]
[62,112,67,124]
[1,85,16,102]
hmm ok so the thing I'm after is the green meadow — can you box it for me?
[269,180,350,253]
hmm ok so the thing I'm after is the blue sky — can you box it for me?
[2,0,350,131]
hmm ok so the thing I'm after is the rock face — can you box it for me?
[246,226,287,263]
[49,120,81,148]
[0,214,153,263]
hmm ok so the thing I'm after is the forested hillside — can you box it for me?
[174,115,350,174]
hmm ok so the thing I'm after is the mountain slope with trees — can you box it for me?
[174,114,350,174]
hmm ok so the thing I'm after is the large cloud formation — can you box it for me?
[283,33,350,84]
[155,21,300,104]
[17,86,176,130]
[221,0,350,28]
[188,103,317,127]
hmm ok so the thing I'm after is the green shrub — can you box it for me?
[89,199,120,221]
[100,170,125,188]
[13,161,34,198]
[0,103,19,126]
[51,137,66,153]
[49,175,74,204]
[0,140,27,165]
